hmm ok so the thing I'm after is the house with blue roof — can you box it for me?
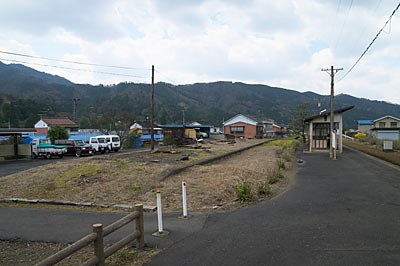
[357,120,373,134]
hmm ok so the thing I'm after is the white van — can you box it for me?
[89,136,108,153]
[98,135,121,152]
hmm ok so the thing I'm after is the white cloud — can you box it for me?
[0,0,399,104]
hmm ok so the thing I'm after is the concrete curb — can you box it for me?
[0,198,156,211]
[155,139,274,183]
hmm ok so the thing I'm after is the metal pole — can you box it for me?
[182,181,187,218]
[156,190,163,233]
[151,65,155,151]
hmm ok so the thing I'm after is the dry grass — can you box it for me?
[139,145,280,211]
[0,240,160,266]
[0,139,280,211]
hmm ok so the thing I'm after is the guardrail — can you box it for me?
[35,204,144,266]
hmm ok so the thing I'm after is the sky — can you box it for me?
[0,0,400,104]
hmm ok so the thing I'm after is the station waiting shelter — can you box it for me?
[304,106,354,153]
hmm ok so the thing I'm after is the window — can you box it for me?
[379,122,386,128]
[112,137,120,142]
[91,138,98,143]
[230,126,244,133]
[390,122,397,127]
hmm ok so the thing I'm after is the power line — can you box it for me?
[338,2,400,82]
[0,50,150,70]
[155,70,178,85]
[0,58,150,79]
[334,0,354,49]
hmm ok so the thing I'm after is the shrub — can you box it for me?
[234,180,253,202]
[267,167,284,183]
[258,178,271,195]
[281,148,292,162]
[276,170,284,179]
[277,159,286,170]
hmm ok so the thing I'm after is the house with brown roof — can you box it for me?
[223,114,263,139]
[34,117,79,135]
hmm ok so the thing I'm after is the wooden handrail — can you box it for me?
[35,204,144,266]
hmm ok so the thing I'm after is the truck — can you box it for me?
[97,135,121,152]
[88,136,108,154]
[31,138,67,159]
[55,139,95,157]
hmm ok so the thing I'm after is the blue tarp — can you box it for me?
[139,134,164,140]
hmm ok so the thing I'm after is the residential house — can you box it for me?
[370,115,400,141]
[34,117,79,135]
[223,114,262,139]
[304,106,354,153]
[357,120,373,134]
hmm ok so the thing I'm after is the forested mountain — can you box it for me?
[0,61,399,129]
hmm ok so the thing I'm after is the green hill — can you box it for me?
[0,61,399,129]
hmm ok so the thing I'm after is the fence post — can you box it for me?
[93,224,105,266]
[156,190,163,233]
[135,204,145,248]
[182,181,187,218]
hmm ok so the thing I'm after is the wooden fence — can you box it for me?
[35,204,144,266]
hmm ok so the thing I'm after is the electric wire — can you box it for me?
[0,58,150,79]
[155,70,178,85]
[0,50,150,70]
[334,0,354,49]
[338,2,400,82]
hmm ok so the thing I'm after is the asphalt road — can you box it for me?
[145,148,400,266]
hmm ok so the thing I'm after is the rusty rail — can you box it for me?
[35,204,144,266]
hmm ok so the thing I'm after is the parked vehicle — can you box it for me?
[89,136,108,153]
[98,135,121,152]
[31,138,66,159]
[55,139,95,157]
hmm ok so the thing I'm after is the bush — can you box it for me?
[267,167,284,184]
[258,178,271,195]
[234,180,253,202]
[277,159,286,170]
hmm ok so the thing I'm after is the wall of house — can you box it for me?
[35,128,48,135]
[358,125,372,134]
[373,117,399,128]
[224,122,257,139]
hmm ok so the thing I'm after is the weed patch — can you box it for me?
[234,180,253,202]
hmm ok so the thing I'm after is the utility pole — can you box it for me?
[182,110,185,125]
[150,65,155,151]
[72,98,80,122]
[321,66,343,159]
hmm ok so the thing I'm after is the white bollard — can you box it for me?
[182,181,187,218]
[156,190,163,233]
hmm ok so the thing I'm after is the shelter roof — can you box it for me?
[304,106,354,123]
